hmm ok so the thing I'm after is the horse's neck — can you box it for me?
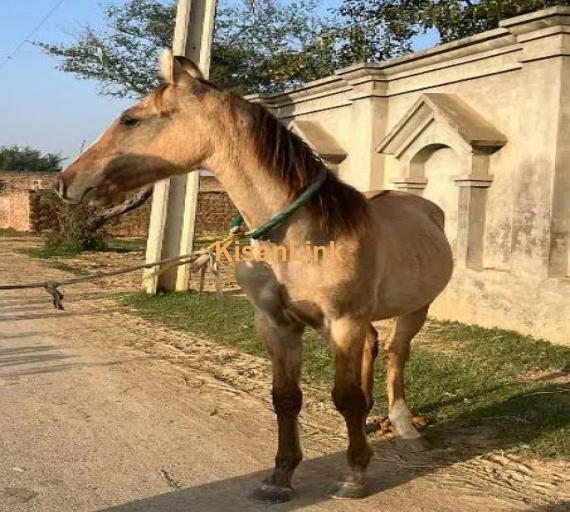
[211,159,301,234]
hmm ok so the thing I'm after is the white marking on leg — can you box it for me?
[389,399,420,439]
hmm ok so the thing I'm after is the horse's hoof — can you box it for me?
[249,483,293,504]
[325,481,368,500]
[399,436,432,452]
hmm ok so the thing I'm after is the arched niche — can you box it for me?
[377,93,507,269]
[421,146,463,254]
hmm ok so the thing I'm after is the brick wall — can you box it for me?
[0,190,32,231]
[0,172,56,231]
[195,190,236,236]
[104,176,237,237]
[0,171,236,237]
[0,171,55,191]
[106,201,152,237]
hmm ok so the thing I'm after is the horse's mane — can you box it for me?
[241,100,371,238]
[154,82,370,237]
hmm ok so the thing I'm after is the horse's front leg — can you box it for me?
[250,311,304,504]
[326,317,373,499]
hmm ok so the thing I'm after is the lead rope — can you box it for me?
[0,168,329,308]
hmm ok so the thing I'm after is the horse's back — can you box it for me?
[366,189,445,230]
[366,190,453,319]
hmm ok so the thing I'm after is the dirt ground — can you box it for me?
[1,236,569,512]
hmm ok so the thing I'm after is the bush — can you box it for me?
[33,190,106,252]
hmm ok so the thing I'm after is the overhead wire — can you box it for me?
[0,0,66,71]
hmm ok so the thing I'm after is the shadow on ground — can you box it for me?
[531,504,570,512]
[99,384,569,511]
[0,345,159,379]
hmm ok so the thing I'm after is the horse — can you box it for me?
[55,50,453,503]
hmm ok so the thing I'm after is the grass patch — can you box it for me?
[16,235,215,259]
[0,228,30,237]
[17,238,147,259]
[119,291,569,459]
[17,244,82,259]
[104,238,146,253]
[45,260,91,276]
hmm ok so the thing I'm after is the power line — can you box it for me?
[0,0,66,71]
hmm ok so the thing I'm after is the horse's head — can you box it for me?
[55,51,221,205]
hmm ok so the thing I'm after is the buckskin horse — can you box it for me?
[55,51,453,502]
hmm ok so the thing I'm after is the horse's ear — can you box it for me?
[173,55,204,81]
[159,50,204,88]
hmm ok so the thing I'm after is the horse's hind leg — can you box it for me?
[250,311,303,504]
[384,305,429,452]
[326,318,373,499]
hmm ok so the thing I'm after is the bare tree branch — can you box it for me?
[86,187,153,232]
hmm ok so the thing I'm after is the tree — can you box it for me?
[0,145,63,172]
[336,0,570,59]
[38,0,569,99]
[419,0,570,43]
[37,0,346,97]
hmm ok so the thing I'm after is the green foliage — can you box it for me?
[38,0,344,96]
[337,0,570,55]
[37,0,570,98]
[335,0,417,62]
[0,145,63,172]
[35,191,106,253]
[42,225,106,254]
[119,291,570,459]
[37,1,174,97]
[210,0,340,93]
[422,0,570,42]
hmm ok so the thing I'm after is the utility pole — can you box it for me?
[142,0,217,293]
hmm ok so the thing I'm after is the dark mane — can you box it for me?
[245,101,371,238]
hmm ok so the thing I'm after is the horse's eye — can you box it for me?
[121,116,140,127]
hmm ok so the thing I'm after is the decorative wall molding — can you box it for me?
[377,93,507,269]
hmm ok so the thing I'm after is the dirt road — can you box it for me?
[1,239,568,512]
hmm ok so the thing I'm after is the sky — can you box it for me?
[0,1,133,162]
[0,0,437,164]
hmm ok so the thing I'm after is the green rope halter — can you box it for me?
[229,167,328,240]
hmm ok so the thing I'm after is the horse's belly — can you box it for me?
[373,226,453,320]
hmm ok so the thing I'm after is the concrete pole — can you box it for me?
[142,0,217,293]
